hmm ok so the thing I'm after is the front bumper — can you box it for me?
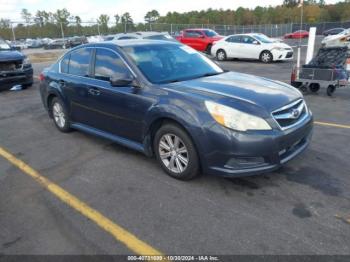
[200,114,313,177]
[272,50,294,61]
[0,66,33,91]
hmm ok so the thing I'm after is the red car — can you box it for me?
[284,30,309,39]
[176,29,223,53]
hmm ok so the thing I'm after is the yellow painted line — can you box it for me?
[315,121,350,129]
[0,146,164,257]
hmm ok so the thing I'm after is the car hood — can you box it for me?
[166,72,302,113]
[0,50,24,62]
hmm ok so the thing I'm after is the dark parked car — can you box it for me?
[44,39,68,50]
[0,37,33,91]
[39,40,313,180]
[323,28,345,36]
[67,36,87,48]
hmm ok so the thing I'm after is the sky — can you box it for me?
[0,0,342,23]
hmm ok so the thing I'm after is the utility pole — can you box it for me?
[11,23,16,42]
[60,22,65,39]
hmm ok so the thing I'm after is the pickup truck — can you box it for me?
[176,29,223,53]
[0,37,33,91]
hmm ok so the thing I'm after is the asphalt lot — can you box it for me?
[1,38,350,256]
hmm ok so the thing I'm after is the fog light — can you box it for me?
[225,157,266,169]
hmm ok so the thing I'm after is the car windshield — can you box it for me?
[203,30,218,37]
[0,38,11,50]
[123,43,223,84]
[144,34,174,41]
[252,34,273,43]
[340,29,350,35]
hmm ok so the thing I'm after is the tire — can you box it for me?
[22,82,33,89]
[205,44,212,55]
[216,49,227,61]
[260,51,273,63]
[327,85,336,96]
[154,123,200,180]
[291,81,303,88]
[309,83,320,93]
[50,97,71,132]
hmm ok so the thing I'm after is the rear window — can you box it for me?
[203,30,218,37]
[68,48,92,77]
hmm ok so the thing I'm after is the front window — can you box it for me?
[94,49,130,81]
[253,34,273,44]
[123,43,223,84]
[203,30,218,37]
[0,38,11,50]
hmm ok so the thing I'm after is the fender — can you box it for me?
[46,80,71,114]
[142,102,206,159]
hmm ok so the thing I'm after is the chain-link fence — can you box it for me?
[1,20,350,43]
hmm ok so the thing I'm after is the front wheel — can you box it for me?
[260,51,273,63]
[154,123,200,180]
[216,49,227,61]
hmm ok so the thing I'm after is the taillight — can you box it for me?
[38,73,45,81]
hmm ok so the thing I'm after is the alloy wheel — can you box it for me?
[52,102,66,128]
[217,51,226,61]
[158,133,189,174]
[261,52,272,63]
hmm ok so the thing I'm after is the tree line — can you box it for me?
[0,0,350,40]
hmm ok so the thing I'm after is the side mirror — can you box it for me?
[252,40,260,45]
[199,35,205,38]
[110,74,134,87]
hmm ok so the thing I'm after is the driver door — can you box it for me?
[81,48,152,142]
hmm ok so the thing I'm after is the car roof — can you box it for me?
[97,39,181,47]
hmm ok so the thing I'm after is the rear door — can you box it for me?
[60,47,95,125]
[225,35,242,58]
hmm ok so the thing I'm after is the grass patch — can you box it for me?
[27,51,64,63]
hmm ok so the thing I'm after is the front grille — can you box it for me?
[272,99,308,130]
[286,52,293,58]
[0,60,23,72]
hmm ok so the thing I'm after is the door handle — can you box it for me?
[88,88,101,96]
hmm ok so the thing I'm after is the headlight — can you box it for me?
[23,57,30,65]
[271,47,284,51]
[205,101,272,131]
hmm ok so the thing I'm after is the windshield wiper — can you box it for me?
[196,71,225,78]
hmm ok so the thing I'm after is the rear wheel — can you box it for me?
[22,82,33,89]
[205,44,212,55]
[260,51,273,63]
[327,85,336,96]
[50,97,71,132]
[309,83,320,93]
[216,49,227,61]
[154,123,200,180]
